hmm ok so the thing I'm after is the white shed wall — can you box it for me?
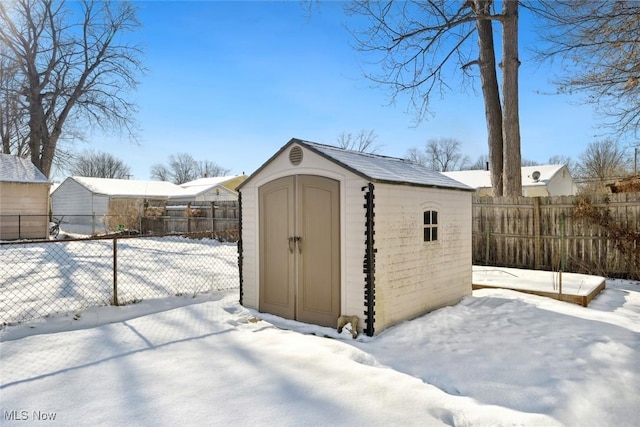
[51,179,93,215]
[199,186,237,202]
[372,183,472,332]
[547,167,577,196]
[239,143,367,326]
[51,178,109,226]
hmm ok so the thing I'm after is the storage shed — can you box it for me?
[238,138,474,336]
[51,176,186,232]
[0,154,51,240]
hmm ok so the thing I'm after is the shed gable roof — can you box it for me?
[179,175,247,197]
[240,138,473,191]
[0,154,50,184]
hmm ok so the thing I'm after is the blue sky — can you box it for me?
[93,1,604,180]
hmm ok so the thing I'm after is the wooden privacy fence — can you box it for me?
[473,193,640,279]
[141,200,239,240]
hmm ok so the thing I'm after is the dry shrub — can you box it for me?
[144,206,165,217]
[609,175,640,193]
[187,207,206,217]
[106,204,140,232]
[574,196,640,279]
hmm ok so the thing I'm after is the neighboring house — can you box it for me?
[608,175,640,193]
[0,154,51,240]
[238,138,474,337]
[443,165,577,196]
[50,176,187,232]
[170,175,247,203]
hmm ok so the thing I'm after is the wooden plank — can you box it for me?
[472,278,606,307]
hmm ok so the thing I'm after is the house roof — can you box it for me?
[63,176,187,197]
[0,154,50,184]
[239,138,474,191]
[442,165,568,189]
[179,175,247,197]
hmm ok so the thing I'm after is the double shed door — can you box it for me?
[258,175,340,328]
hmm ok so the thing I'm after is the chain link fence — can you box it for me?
[0,232,240,326]
[0,213,239,241]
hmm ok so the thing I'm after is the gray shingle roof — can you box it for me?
[297,139,473,191]
[239,138,474,191]
[0,154,50,184]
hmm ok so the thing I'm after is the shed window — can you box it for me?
[423,210,438,242]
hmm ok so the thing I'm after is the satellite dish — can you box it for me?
[531,171,541,182]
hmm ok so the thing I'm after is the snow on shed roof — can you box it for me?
[68,176,187,197]
[240,138,473,191]
[179,175,245,197]
[442,165,567,189]
[0,154,50,184]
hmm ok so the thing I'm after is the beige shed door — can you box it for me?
[259,175,340,328]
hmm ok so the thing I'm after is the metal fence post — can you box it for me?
[113,237,119,306]
[212,202,217,236]
[559,213,566,298]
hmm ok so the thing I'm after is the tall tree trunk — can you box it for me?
[474,0,504,196]
[28,95,46,174]
[501,0,522,197]
[40,131,58,177]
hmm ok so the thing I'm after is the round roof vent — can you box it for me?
[531,170,541,182]
[289,146,303,166]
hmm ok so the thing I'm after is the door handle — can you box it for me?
[289,236,302,254]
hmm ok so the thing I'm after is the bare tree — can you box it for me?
[467,153,540,170]
[0,0,144,178]
[346,1,522,196]
[501,0,522,196]
[574,140,631,192]
[170,153,200,185]
[474,0,504,195]
[0,46,28,155]
[151,153,230,185]
[532,1,640,138]
[150,164,171,182]
[548,154,575,175]
[68,150,131,179]
[198,160,231,178]
[427,138,470,172]
[468,154,490,171]
[405,147,429,166]
[521,158,540,167]
[463,154,540,170]
[336,130,380,153]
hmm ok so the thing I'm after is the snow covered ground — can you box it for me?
[473,265,605,297]
[2,275,640,426]
[0,236,238,324]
